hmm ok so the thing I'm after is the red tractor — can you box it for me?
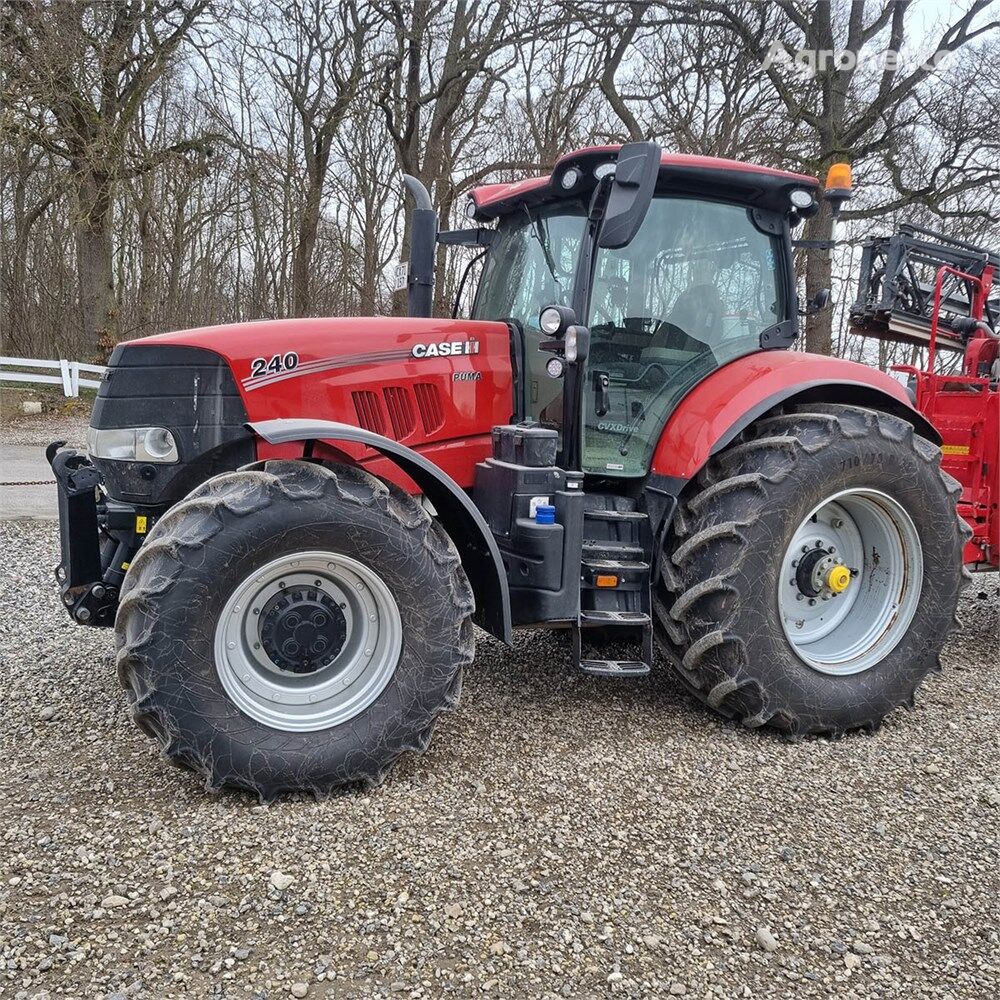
[50,143,972,798]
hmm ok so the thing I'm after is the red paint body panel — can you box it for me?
[907,372,998,568]
[472,147,817,211]
[650,351,915,481]
[132,317,514,489]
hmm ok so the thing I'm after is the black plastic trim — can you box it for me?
[92,343,254,504]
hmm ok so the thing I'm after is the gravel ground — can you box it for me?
[1,412,90,449]
[2,519,998,1000]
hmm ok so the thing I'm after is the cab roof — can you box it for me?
[469,145,818,220]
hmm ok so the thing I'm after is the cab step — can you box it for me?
[579,658,651,678]
[573,493,654,679]
[580,609,650,626]
[583,557,650,572]
[582,540,645,560]
[584,509,646,522]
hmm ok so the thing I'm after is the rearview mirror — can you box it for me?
[805,288,831,315]
[598,141,662,249]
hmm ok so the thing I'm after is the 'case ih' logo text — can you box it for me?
[411,339,480,358]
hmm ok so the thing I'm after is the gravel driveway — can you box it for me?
[2,519,998,1000]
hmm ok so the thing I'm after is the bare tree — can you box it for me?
[669,0,1000,354]
[246,2,376,316]
[2,0,216,355]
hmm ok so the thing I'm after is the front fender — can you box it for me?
[649,351,940,484]
[249,418,512,645]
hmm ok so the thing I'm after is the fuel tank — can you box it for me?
[113,316,515,489]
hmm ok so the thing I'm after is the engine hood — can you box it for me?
[111,316,515,493]
[131,316,510,389]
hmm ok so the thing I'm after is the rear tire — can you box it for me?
[653,405,966,736]
[115,460,474,798]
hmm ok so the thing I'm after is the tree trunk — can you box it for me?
[74,171,117,359]
[360,208,379,315]
[293,180,323,317]
[135,175,158,336]
[803,203,835,355]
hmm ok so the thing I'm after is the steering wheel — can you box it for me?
[589,334,642,365]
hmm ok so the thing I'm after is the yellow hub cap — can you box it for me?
[826,564,852,593]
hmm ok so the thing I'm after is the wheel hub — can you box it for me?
[778,489,922,676]
[794,544,852,599]
[259,585,347,674]
[214,551,403,732]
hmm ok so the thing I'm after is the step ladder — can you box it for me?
[571,498,654,678]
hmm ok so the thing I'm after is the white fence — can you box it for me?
[0,357,107,398]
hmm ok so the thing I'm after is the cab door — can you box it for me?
[583,196,789,477]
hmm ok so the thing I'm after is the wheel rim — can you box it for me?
[214,550,403,732]
[778,489,923,676]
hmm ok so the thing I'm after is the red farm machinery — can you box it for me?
[48,143,990,797]
[850,224,998,572]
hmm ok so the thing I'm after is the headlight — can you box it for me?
[594,162,616,180]
[87,426,179,463]
[560,167,581,190]
[464,197,477,220]
[790,188,815,210]
[564,327,579,363]
[539,306,564,335]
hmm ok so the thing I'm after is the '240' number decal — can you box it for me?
[250,352,299,378]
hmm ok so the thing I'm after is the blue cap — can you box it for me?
[535,504,556,524]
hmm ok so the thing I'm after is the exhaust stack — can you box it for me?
[402,175,437,318]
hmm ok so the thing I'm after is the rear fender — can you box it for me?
[649,352,941,490]
[249,418,512,645]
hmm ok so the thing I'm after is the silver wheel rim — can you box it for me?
[214,550,403,732]
[778,489,923,676]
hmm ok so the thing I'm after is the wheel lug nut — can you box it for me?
[808,598,816,606]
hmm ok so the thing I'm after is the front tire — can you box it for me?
[115,460,474,797]
[653,405,966,736]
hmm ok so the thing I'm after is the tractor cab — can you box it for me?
[397,144,831,673]
[428,144,819,478]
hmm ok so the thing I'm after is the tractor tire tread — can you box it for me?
[653,404,968,738]
[116,460,474,800]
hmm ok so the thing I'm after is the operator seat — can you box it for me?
[643,275,723,360]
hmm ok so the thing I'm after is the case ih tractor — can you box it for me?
[49,142,982,798]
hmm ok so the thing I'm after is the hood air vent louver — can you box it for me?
[351,391,385,436]
[414,383,444,434]
[383,387,416,440]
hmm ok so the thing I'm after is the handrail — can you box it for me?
[927,264,995,372]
